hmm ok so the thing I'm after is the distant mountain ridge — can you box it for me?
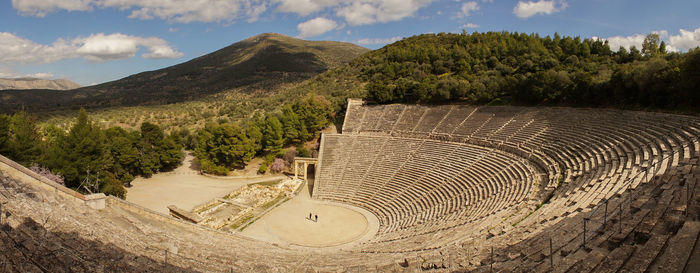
[0,78,81,91]
[0,33,368,113]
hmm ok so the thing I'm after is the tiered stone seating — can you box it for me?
[1,98,699,272]
[316,134,541,250]
[468,155,700,273]
[0,171,403,272]
[313,100,700,266]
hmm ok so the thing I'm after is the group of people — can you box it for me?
[308,212,318,222]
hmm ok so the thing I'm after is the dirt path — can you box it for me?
[126,152,285,214]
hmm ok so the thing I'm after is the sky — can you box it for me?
[1,0,699,86]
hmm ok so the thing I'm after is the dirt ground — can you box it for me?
[126,152,285,214]
[241,181,379,248]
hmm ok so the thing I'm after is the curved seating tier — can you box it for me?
[316,134,540,248]
[323,101,700,256]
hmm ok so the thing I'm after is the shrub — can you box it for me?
[29,164,65,186]
[270,158,286,174]
[200,159,229,176]
[258,162,268,174]
[296,145,310,158]
[100,177,126,199]
[283,147,297,165]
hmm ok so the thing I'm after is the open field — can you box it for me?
[241,182,379,248]
[126,153,285,214]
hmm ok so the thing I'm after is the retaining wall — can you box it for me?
[0,154,85,203]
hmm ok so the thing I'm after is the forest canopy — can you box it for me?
[348,31,700,111]
[0,109,183,198]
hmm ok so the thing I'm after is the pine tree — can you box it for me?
[44,109,106,189]
[8,110,43,165]
[104,127,140,185]
[642,33,660,57]
[138,122,165,176]
[0,114,9,155]
[261,115,284,154]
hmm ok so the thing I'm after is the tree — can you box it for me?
[194,123,255,173]
[44,109,106,189]
[8,110,43,165]
[629,46,642,61]
[104,127,140,185]
[617,46,630,62]
[261,115,284,154]
[0,114,9,155]
[642,33,660,57]
[659,41,667,55]
[244,122,263,153]
[160,134,183,171]
[279,105,305,144]
[138,122,165,176]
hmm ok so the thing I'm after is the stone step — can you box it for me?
[619,234,670,273]
[592,244,635,273]
[563,247,607,273]
[648,221,700,273]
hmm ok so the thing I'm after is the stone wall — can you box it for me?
[0,154,85,203]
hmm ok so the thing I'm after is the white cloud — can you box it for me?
[602,34,646,51]
[668,28,700,52]
[142,44,185,59]
[601,27,700,52]
[0,32,182,64]
[462,23,479,29]
[513,0,566,19]
[245,1,268,22]
[274,0,332,17]
[0,32,76,64]
[297,17,338,38]
[356,36,402,45]
[337,0,435,26]
[0,72,55,79]
[76,33,184,61]
[13,0,438,26]
[0,67,55,79]
[11,0,93,17]
[25,72,55,79]
[459,1,479,18]
[13,0,256,23]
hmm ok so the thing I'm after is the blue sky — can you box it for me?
[2,0,699,86]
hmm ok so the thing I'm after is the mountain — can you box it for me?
[0,33,368,113]
[0,78,81,90]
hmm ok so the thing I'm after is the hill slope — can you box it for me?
[0,78,81,90]
[0,33,368,113]
[287,32,700,113]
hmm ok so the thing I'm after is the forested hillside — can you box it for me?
[295,31,700,112]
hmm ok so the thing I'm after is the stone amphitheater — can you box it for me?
[1,98,699,272]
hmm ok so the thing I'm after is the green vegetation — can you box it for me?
[194,94,333,175]
[293,31,699,112]
[0,109,183,198]
[229,212,255,230]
